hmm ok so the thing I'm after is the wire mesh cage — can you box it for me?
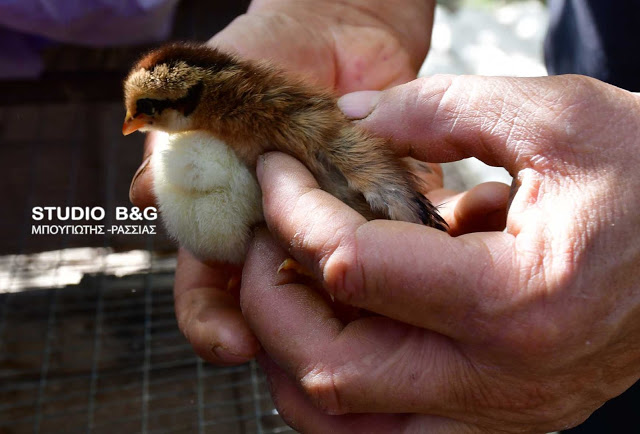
[0,271,292,434]
[0,1,293,432]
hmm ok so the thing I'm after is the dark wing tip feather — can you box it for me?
[414,195,448,231]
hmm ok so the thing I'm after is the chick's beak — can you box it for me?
[122,112,148,136]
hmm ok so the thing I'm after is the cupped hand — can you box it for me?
[129,0,440,365]
[241,75,640,432]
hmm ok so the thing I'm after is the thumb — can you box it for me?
[338,75,580,172]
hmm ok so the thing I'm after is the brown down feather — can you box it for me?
[124,42,447,229]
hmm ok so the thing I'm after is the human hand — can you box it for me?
[240,74,640,432]
[129,0,437,365]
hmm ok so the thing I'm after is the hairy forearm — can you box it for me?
[247,0,436,70]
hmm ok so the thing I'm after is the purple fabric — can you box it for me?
[0,28,48,78]
[0,0,179,78]
[0,0,179,45]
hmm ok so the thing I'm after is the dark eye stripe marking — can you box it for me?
[135,81,203,117]
[175,81,203,116]
[136,98,160,116]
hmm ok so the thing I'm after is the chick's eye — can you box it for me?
[136,99,156,116]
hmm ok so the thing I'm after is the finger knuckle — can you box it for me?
[497,311,569,359]
[319,231,366,304]
[416,74,460,125]
[299,363,346,415]
[535,75,610,146]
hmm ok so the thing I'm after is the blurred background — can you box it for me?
[0,1,628,433]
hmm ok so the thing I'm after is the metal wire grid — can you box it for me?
[0,273,293,434]
[0,100,293,433]
[0,5,290,429]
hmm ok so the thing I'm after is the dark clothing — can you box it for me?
[563,381,639,433]
[545,1,640,432]
[545,0,640,91]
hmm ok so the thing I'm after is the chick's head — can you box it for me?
[123,58,208,135]
[123,42,248,135]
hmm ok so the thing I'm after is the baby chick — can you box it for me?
[123,43,446,263]
[151,130,263,264]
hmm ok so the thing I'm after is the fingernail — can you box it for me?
[129,154,151,204]
[256,153,268,184]
[212,345,254,364]
[337,90,381,120]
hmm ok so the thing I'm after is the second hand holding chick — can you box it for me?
[123,42,447,265]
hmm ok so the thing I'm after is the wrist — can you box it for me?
[246,0,435,71]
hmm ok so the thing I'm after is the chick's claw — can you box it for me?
[277,258,315,279]
[227,275,241,293]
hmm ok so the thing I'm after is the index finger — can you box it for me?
[343,75,583,171]
[256,152,515,340]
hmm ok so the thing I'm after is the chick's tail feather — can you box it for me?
[412,190,448,231]
[316,127,448,231]
[361,173,448,231]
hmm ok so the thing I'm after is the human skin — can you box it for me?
[241,75,640,432]
[129,0,509,365]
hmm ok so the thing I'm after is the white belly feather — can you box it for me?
[151,131,263,264]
